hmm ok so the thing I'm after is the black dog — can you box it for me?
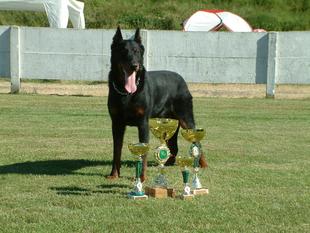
[107,27,207,180]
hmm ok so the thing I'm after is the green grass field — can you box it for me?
[0,94,309,233]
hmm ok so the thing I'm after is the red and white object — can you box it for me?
[183,10,265,32]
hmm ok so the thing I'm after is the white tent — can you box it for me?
[183,10,265,32]
[0,0,85,29]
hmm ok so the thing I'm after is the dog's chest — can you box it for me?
[110,95,147,124]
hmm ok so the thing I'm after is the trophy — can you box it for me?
[127,143,149,200]
[146,118,178,198]
[176,154,194,199]
[181,128,209,195]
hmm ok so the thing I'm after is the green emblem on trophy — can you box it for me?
[149,118,178,187]
[127,143,150,200]
[181,128,209,195]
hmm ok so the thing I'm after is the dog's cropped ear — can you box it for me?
[112,26,123,45]
[134,28,142,44]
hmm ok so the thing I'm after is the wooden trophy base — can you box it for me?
[145,186,176,198]
[180,194,194,200]
[193,188,209,195]
[128,194,148,200]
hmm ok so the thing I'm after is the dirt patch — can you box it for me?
[0,81,309,99]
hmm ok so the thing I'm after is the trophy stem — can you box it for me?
[182,167,190,184]
[181,167,194,199]
[136,157,143,179]
[160,141,167,147]
[154,163,168,188]
[191,148,209,195]
[192,169,202,189]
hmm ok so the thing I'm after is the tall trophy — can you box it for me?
[146,118,178,198]
[181,128,209,195]
[127,143,149,200]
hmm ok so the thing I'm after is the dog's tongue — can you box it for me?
[125,71,137,93]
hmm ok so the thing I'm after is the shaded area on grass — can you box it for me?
[50,186,92,196]
[50,183,131,196]
[0,159,158,176]
[0,159,138,176]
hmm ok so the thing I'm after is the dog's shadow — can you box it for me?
[0,159,107,176]
[0,159,155,176]
[50,184,131,196]
[0,158,158,176]
[0,159,157,196]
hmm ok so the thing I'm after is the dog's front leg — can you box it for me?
[138,119,149,182]
[109,121,126,179]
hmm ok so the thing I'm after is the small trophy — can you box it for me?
[176,155,194,200]
[146,118,178,198]
[127,143,149,200]
[181,128,209,195]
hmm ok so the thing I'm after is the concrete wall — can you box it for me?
[277,32,310,84]
[20,27,111,81]
[147,30,268,84]
[1,26,310,95]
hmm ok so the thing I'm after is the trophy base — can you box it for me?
[193,188,209,195]
[128,194,148,200]
[145,186,176,198]
[180,194,194,200]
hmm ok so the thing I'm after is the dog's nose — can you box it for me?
[131,64,139,71]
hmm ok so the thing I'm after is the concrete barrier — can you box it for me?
[0,26,309,97]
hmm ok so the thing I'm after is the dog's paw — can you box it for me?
[106,175,119,180]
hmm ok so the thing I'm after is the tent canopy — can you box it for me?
[0,0,85,29]
[183,10,265,32]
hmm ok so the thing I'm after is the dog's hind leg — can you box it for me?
[174,95,208,168]
[165,125,180,166]
[109,122,126,179]
[198,147,208,168]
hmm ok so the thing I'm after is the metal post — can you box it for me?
[140,29,149,70]
[10,26,21,94]
[266,32,278,98]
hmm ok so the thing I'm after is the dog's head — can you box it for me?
[110,27,145,94]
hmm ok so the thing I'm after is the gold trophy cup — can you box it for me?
[181,128,209,196]
[146,118,178,198]
[127,143,150,200]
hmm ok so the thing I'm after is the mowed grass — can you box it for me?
[0,94,309,233]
